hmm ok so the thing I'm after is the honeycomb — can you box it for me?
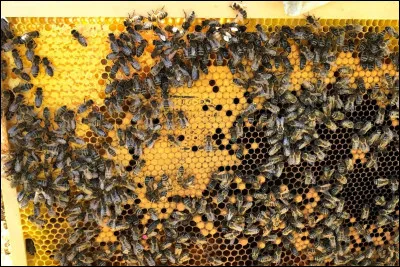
[1,15,399,266]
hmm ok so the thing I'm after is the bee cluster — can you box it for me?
[1,3,399,267]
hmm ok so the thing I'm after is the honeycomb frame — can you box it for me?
[1,13,399,267]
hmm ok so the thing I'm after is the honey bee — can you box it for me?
[340,118,354,129]
[302,152,317,165]
[163,111,174,130]
[30,55,40,78]
[345,157,354,172]
[1,18,14,40]
[71,30,87,47]
[365,152,378,170]
[165,134,179,146]
[299,52,307,70]
[148,6,168,22]
[324,117,338,132]
[230,2,247,20]
[215,188,230,205]
[25,238,36,255]
[272,246,282,264]
[375,195,386,206]
[358,121,373,136]
[273,162,283,178]
[179,175,195,189]
[77,99,94,114]
[375,108,385,125]
[331,183,343,196]
[389,110,399,121]
[119,57,131,76]
[182,11,195,31]
[390,177,399,192]
[42,57,54,77]
[387,195,399,211]
[13,83,33,93]
[360,204,370,221]
[385,26,399,38]
[16,31,39,44]
[267,142,282,156]
[12,68,31,81]
[1,60,7,81]
[335,172,347,185]
[375,177,389,188]
[336,198,345,213]
[28,215,46,228]
[314,139,332,149]
[235,116,244,138]
[351,134,361,150]
[304,168,315,185]
[120,236,132,255]
[102,142,116,157]
[133,159,145,175]
[65,247,78,262]
[305,14,320,28]
[204,135,213,152]
[177,110,189,128]
[136,39,148,57]
[250,247,261,261]
[377,127,394,151]
[12,49,23,70]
